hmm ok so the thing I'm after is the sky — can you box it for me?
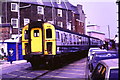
[68,0,118,39]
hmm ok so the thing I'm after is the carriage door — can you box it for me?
[31,28,42,52]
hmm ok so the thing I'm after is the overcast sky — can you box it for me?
[68,0,118,39]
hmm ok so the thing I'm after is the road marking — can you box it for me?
[19,76,26,78]
[8,74,17,77]
[26,76,33,78]
[52,71,85,75]
[45,75,69,78]
[69,62,86,65]
[59,69,85,71]
[30,72,43,75]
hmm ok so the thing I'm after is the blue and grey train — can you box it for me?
[22,21,103,69]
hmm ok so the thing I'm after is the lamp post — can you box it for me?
[16,1,31,60]
[108,25,110,40]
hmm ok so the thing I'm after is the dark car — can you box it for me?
[88,51,118,72]
[88,58,118,80]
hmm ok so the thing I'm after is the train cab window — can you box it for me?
[56,32,59,40]
[61,34,63,42]
[34,30,39,37]
[46,29,52,38]
[24,30,28,39]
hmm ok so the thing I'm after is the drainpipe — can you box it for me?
[50,0,55,24]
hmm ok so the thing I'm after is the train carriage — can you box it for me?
[22,21,103,69]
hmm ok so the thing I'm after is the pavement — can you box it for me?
[0,60,27,69]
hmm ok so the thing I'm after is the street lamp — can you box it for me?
[16,1,31,60]
[18,2,31,41]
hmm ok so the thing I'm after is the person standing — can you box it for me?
[8,48,13,64]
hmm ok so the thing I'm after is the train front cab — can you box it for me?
[43,23,56,56]
[22,22,57,68]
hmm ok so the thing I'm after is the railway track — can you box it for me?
[2,58,87,79]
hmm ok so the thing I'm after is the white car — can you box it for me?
[87,48,106,62]
[88,58,118,80]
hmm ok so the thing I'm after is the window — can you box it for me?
[46,29,52,38]
[24,18,30,26]
[24,30,28,39]
[57,9,62,17]
[69,34,72,44]
[37,6,44,14]
[0,16,1,24]
[57,21,63,28]
[91,64,106,80]
[11,18,18,28]
[11,3,18,12]
[56,32,59,40]
[34,30,39,37]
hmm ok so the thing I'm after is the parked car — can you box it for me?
[87,47,101,61]
[88,58,118,80]
[88,51,118,72]
[88,49,107,63]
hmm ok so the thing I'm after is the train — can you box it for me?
[22,21,103,69]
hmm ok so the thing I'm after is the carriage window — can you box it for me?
[69,34,72,44]
[24,30,28,39]
[34,30,39,37]
[56,32,59,39]
[46,29,52,38]
[61,34,63,42]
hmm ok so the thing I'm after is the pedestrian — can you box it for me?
[8,48,13,64]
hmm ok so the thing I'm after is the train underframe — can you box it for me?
[23,50,88,69]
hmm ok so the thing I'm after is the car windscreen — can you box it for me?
[109,69,118,80]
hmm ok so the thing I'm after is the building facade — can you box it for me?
[0,0,86,41]
[86,24,105,41]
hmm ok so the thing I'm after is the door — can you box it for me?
[31,28,42,52]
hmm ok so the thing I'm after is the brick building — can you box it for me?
[0,24,12,41]
[0,0,86,41]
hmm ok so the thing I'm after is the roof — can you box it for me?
[99,58,118,68]
[8,0,72,9]
[87,31,105,35]
[94,50,118,54]
[87,24,97,27]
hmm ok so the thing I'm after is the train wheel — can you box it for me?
[46,58,55,70]
[30,61,39,69]
[30,56,40,69]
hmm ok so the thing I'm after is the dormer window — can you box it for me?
[37,6,44,14]
[11,3,18,12]
[57,9,62,17]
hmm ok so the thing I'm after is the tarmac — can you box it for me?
[0,60,27,69]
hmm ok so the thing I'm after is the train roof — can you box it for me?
[26,21,102,41]
[53,24,102,40]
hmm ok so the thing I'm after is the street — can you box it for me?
[1,58,87,80]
